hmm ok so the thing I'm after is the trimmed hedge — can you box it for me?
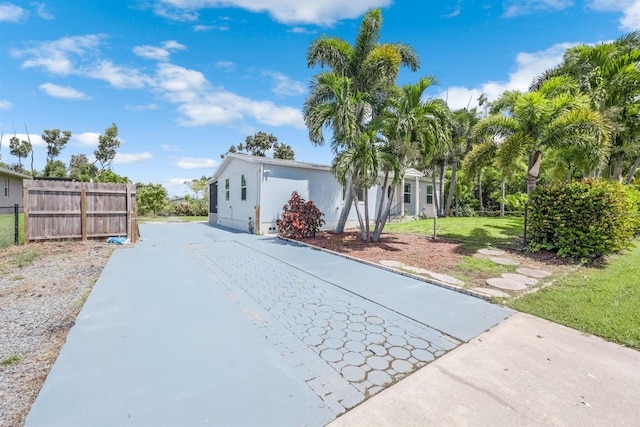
[528,179,639,260]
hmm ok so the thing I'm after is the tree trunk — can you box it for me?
[351,184,366,241]
[373,184,397,242]
[363,186,370,242]
[526,173,537,194]
[373,171,390,241]
[438,163,446,217]
[334,175,354,234]
[612,153,624,182]
[625,154,640,184]
[478,171,484,212]
[500,178,505,218]
[444,159,458,217]
[431,170,439,217]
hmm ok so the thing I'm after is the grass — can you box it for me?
[385,216,525,247]
[509,240,640,350]
[450,255,517,283]
[1,354,21,366]
[14,249,40,267]
[0,212,25,248]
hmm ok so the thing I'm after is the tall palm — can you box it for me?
[374,77,451,240]
[531,32,640,181]
[475,76,610,194]
[305,8,419,234]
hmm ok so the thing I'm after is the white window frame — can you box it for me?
[426,184,434,204]
[3,178,8,198]
[404,183,411,204]
[240,174,247,201]
[225,178,230,201]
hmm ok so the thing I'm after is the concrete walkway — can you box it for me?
[330,312,640,426]
[25,223,512,426]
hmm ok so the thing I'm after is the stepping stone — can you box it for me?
[490,257,520,266]
[428,272,464,286]
[478,248,506,256]
[486,277,527,291]
[379,260,405,267]
[403,266,431,275]
[501,273,539,286]
[517,267,552,279]
[471,287,511,298]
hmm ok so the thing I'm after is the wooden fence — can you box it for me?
[23,180,138,243]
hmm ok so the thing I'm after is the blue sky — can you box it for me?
[0,0,638,197]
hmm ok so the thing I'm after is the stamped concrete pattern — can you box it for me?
[186,241,460,414]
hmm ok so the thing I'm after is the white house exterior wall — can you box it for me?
[1,174,25,208]
[214,159,260,232]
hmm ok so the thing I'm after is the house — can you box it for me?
[0,166,31,209]
[208,153,440,234]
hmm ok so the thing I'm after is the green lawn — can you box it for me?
[509,240,640,350]
[385,216,525,247]
[0,213,24,248]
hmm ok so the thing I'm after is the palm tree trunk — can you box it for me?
[625,154,640,184]
[351,188,366,241]
[431,170,439,217]
[373,184,397,242]
[526,173,537,194]
[335,175,354,234]
[373,171,390,241]
[364,188,370,242]
[438,163,446,216]
[478,171,484,212]
[444,159,458,217]
[500,178,505,217]
[612,153,624,182]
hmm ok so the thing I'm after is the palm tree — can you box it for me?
[373,77,451,240]
[474,76,610,194]
[304,8,419,234]
[531,32,640,182]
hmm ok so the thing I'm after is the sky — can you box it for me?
[0,0,638,197]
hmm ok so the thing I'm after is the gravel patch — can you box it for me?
[0,241,116,427]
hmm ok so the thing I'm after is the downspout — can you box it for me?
[256,161,263,234]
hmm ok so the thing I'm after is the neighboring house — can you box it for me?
[208,153,440,234]
[0,167,31,208]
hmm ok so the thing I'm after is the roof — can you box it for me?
[0,166,32,180]
[211,152,331,181]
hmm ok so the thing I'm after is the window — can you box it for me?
[241,174,247,201]
[426,185,434,204]
[3,178,8,198]
[404,183,411,204]
[225,178,230,201]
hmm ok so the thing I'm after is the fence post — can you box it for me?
[23,182,29,245]
[14,203,19,245]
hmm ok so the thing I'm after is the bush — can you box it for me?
[276,191,325,239]
[528,179,637,260]
[170,197,207,216]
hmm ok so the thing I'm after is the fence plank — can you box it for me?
[23,180,136,242]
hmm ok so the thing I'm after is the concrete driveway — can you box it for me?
[26,223,512,426]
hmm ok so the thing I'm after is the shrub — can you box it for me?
[276,191,325,239]
[528,179,636,260]
[170,197,207,216]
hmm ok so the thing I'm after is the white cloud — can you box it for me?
[438,42,575,110]
[85,60,152,89]
[161,144,182,151]
[0,99,12,110]
[126,103,160,111]
[289,26,315,34]
[11,34,104,75]
[214,60,235,71]
[155,0,393,26]
[33,2,54,19]
[72,132,100,146]
[3,133,45,147]
[0,2,27,22]
[263,70,306,96]
[39,82,91,99]
[114,151,153,164]
[132,40,186,61]
[503,0,573,17]
[589,0,640,29]
[176,157,218,169]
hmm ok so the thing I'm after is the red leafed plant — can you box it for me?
[276,191,325,238]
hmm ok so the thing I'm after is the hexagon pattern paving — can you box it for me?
[186,241,460,415]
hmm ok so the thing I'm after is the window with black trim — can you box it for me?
[241,174,247,201]
[225,178,230,201]
[426,185,434,204]
[3,178,8,198]
[404,183,411,203]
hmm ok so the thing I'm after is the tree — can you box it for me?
[136,183,168,216]
[42,160,68,178]
[42,129,71,164]
[305,7,419,234]
[69,153,98,182]
[221,131,295,160]
[443,108,477,216]
[9,135,31,171]
[474,76,610,194]
[185,176,209,200]
[94,123,120,172]
[95,170,130,183]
